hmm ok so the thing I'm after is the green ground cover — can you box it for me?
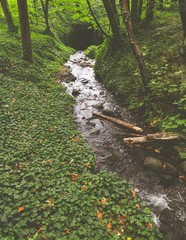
[0,24,162,239]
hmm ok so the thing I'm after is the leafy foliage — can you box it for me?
[0,19,162,239]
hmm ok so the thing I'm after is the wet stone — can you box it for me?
[144,157,163,173]
[86,121,96,127]
[179,161,186,173]
[92,103,104,110]
[163,162,177,175]
[102,108,115,117]
[81,79,89,84]
[72,89,80,96]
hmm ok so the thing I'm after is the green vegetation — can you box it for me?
[95,11,186,142]
[0,15,162,240]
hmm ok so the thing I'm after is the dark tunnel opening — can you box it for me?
[61,23,103,50]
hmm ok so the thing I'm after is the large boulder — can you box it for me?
[58,66,76,83]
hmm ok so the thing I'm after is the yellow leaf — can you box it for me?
[12,98,16,103]
[97,210,102,221]
[18,206,24,212]
[155,148,161,153]
[81,185,87,192]
[127,237,132,240]
[101,197,108,205]
[136,204,140,209]
[132,190,136,198]
[46,198,55,206]
[106,222,112,229]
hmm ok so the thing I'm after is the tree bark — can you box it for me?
[102,0,124,48]
[146,0,155,24]
[86,0,110,38]
[131,0,139,24]
[17,0,33,63]
[93,112,143,132]
[40,0,53,36]
[120,0,148,90]
[0,0,17,32]
[178,0,186,84]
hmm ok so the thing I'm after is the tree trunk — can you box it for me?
[0,0,17,32]
[40,0,53,36]
[86,0,110,38]
[178,0,186,84]
[131,0,139,24]
[17,0,33,63]
[138,0,143,19]
[120,0,148,90]
[93,112,143,132]
[102,0,124,48]
[146,0,155,24]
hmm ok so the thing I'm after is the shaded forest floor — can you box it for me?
[0,24,162,239]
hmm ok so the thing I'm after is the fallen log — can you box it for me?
[124,132,181,144]
[147,132,180,141]
[93,112,143,133]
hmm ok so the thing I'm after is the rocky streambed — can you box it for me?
[60,51,186,240]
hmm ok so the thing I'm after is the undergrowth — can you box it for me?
[95,12,186,144]
[0,23,162,239]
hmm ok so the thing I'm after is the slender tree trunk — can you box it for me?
[178,0,186,84]
[146,0,155,24]
[86,0,110,38]
[0,0,17,32]
[138,0,143,19]
[40,0,53,36]
[131,0,139,24]
[158,0,164,11]
[120,0,148,90]
[17,0,33,63]
[102,0,124,48]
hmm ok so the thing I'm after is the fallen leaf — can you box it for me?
[155,148,161,153]
[37,139,45,143]
[68,159,74,164]
[136,204,140,209]
[132,190,136,198]
[106,222,112,229]
[46,198,54,206]
[18,206,24,212]
[81,185,87,192]
[66,228,70,235]
[97,210,102,221]
[162,163,167,170]
[147,223,153,229]
[179,175,185,182]
[72,174,78,181]
[12,98,16,103]
[101,197,108,205]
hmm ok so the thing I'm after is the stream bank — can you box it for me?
[61,52,186,240]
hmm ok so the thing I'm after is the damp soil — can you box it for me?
[62,51,186,239]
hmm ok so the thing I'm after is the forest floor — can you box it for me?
[0,24,162,239]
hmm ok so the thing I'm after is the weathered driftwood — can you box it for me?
[93,112,143,133]
[124,132,180,144]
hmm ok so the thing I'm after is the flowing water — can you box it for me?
[63,51,186,239]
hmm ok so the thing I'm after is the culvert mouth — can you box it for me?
[61,23,103,50]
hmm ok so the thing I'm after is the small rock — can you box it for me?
[59,66,76,82]
[86,121,96,127]
[100,91,104,95]
[81,79,89,84]
[89,86,93,89]
[102,108,115,117]
[179,161,186,173]
[93,103,104,110]
[90,129,100,135]
[72,89,80,96]
[160,175,175,186]
[144,157,163,173]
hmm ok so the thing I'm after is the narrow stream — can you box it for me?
[63,51,186,239]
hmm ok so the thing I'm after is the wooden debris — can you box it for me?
[93,112,143,133]
[124,132,181,144]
